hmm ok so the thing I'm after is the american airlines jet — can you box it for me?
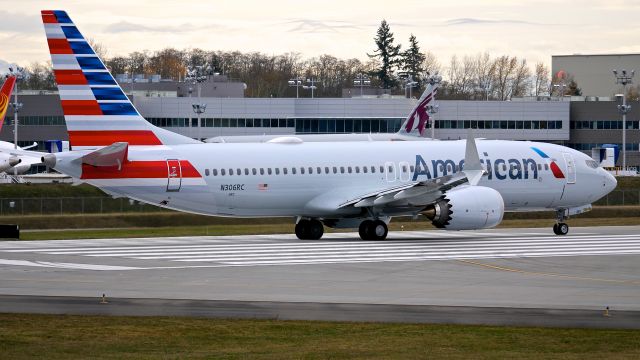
[205,85,438,143]
[35,10,616,240]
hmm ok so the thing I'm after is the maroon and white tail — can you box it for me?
[399,82,438,137]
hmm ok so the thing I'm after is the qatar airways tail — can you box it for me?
[40,10,616,240]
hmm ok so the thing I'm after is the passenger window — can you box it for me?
[502,164,507,171]
[388,166,393,172]
[292,167,297,174]
[402,165,408,172]
[212,169,218,176]
[340,167,345,174]
[244,168,249,175]
[221,169,226,176]
[363,166,368,173]
[237,168,241,175]
[545,164,549,171]
[380,166,384,173]
[229,168,234,175]
[309,167,313,174]
[537,164,542,171]
[355,166,360,173]
[410,166,415,172]
[317,167,322,174]
[205,169,210,176]
[260,168,264,175]
[348,167,352,173]
[333,167,337,174]
[284,168,288,175]
[275,168,280,175]
[301,167,305,174]
[372,166,376,173]
[252,168,257,175]
[268,168,272,175]
[325,167,329,174]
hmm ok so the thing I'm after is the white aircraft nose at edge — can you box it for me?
[29,10,617,240]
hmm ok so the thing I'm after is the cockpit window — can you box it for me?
[585,159,599,169]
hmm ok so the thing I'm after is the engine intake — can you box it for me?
[421,186,504,230]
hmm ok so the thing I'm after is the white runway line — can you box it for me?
[1,230,640,270]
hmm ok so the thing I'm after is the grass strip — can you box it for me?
[0,313,638,359]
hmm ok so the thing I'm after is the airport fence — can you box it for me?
[0,197,170,216]
[0,190,638,216]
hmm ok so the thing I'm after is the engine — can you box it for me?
[0,157,21,173]
[421,186,504,230]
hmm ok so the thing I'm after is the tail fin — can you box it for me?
[0,76,16,132]
[41,10,199,150]
[398,82,439,137]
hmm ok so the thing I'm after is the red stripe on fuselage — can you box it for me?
[550,161,565,179]
[81,160,201,179]
[68,130,163,147]
[54,70,88,85]
[47,39,73,54]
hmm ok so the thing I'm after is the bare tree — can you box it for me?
[510,59,531,98]
[492,55,518,100]
[532,62,550,96]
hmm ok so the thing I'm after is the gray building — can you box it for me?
[552,54,640,97]
[3,93,639,167]
[115,74,246,98]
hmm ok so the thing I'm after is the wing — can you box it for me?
[338,130,485,211]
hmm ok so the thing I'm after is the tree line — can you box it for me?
[15,20,580,99]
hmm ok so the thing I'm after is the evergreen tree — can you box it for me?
[368,20,401,89]
[401,34,425,80]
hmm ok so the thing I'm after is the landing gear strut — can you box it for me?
[553,209,569,236]
[358,219,388,240]
[295,219,324,240]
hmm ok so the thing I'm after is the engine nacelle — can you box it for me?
[421,186,504,230]
[0,157,21,173]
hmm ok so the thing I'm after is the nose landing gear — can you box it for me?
[553,209,569,235]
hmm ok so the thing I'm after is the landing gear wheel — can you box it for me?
[308,219,324,240]
[359,220,373,240]
[295,220,310,240]
[554,222,569,236]
[371,220,388,240]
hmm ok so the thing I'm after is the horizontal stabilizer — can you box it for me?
[81,142,128,168]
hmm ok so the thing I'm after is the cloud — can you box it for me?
[444,18,546,26]
[0,11,42,33]
[102,20,221,33]
[283,19,362,33]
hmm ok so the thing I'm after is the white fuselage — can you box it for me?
[59,140,617,219]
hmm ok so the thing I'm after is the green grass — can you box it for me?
[0,314,638,359]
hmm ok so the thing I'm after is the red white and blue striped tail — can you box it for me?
[41,10,198,150]
[0,76,16,132]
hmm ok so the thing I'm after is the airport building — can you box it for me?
[0,89,638,168]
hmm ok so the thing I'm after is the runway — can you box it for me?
[1,226,640,328]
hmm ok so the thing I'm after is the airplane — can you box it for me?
[205,84,439,143]
[35,10,617,240]
[0,76,42,174]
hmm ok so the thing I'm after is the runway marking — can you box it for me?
[457,259,640,286]
[1,230,639,271]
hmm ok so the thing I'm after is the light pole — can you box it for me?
[303,78,319,98]
[353,74,371,97]
[186,65,210,141]
[8,67,24,176]
[425,73,442,139]
[613,69,635,170]
[288,77,304,98]
[403,75,419,99]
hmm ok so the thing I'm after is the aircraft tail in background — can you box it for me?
[0,76,16,131]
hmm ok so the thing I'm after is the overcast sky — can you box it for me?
[3,0,640,72]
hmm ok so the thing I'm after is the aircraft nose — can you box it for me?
[603,171,617,194]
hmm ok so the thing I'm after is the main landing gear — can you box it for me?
[553,209,569,236]
[358,219,388,241]
[295,219,324,240]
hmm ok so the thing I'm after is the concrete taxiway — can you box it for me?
[1,226,639,328]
